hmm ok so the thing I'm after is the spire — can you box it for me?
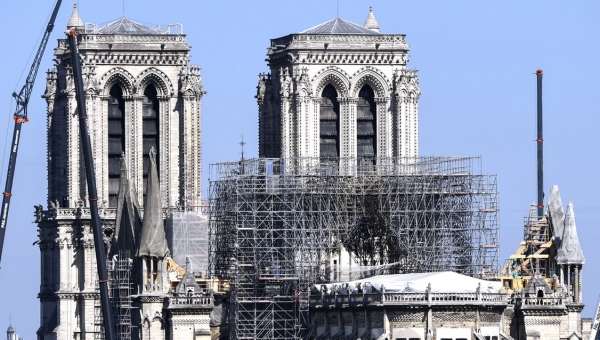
[547,185,565,247]
[363,6,380,33]
[66,3,84,29]
[109,154,142,258]
[138,147,169,258]
[556,202,586,265]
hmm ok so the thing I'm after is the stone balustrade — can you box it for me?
[167,295,214,308]
[310,291,512,308]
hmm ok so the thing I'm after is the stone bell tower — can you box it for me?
[36,4,204,338]
[256,7,421,172]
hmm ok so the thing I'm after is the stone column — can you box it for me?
[566,265,571,298]
[98,95,109,204]
[179,93,202,208]
[66,94,80,208]
[338,97,356,175]
[312,97,320,160]
[280,94,292,163]
[127,94,143,205]
[168,95,179,207]
[375,97,390,171]
[574,265,580,303]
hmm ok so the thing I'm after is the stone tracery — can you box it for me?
[136,67,175,97]
[99,67,136,95]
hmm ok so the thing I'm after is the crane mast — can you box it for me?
[0,0,62,266]
[591,294,600,340]
[67,29,116,339]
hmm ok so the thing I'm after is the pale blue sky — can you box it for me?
[0,1,598,337]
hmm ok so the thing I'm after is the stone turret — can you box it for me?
[66,3,83,29]
[364,6,380,32]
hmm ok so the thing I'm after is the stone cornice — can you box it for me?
[280,52,408,66]
[520,307,566,317]
[167,307,214,315]
[135,295,168,303]
[35,207,171,222]
[81,33,188,44]
[168,318,211,326]
[36,207,117,222]
[38,291,100,301]
[565,303,585,313]
[523,317,562,325]
[273,33,408,48]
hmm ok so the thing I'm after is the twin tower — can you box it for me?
[257,9,421,169]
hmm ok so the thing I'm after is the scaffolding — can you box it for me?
[167,211,209,276]
[208,156,499,339]
[109,251,134,340]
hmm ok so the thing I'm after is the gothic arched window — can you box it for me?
[357,85,376,158]
[320,84,340,159]
[142,85,159,198]
[108,84,125,207]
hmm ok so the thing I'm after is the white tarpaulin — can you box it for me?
[322,271,502,294]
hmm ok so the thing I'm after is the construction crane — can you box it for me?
[0,0,62,266]
[591,294,600,340]
[67,29,116,339]
[0,2,115,338]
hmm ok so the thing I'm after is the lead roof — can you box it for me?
[300,17,381,35]
[97,17,159,35]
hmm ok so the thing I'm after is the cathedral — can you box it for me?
[35,4,591,340]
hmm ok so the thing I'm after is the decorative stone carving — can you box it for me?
[393,68,421,100]
[179,65,205,97]
[351,66,391,97]
[279,67,293,97]
[136,66,175,96]
[99,67,136,95]
[312,66,350,96]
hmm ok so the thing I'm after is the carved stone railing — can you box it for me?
[36,207,171,223]
[310,292,510,308]
[167,295,214,308]
[36,207,117,222]
[521,297,563,306]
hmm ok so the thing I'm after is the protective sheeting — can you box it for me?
[210,303,227,327]
[556,202,586,264]
[321,271,502,294]
[166,211,209,274]
[547,185,565,248]
[109,155,142,257]
[138,147,169,258]
[547,185,585,265]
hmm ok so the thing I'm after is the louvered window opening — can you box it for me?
[320,85,340,158]
[108,85,125,207]
[357,85,376,158]
[142,85,159,198]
